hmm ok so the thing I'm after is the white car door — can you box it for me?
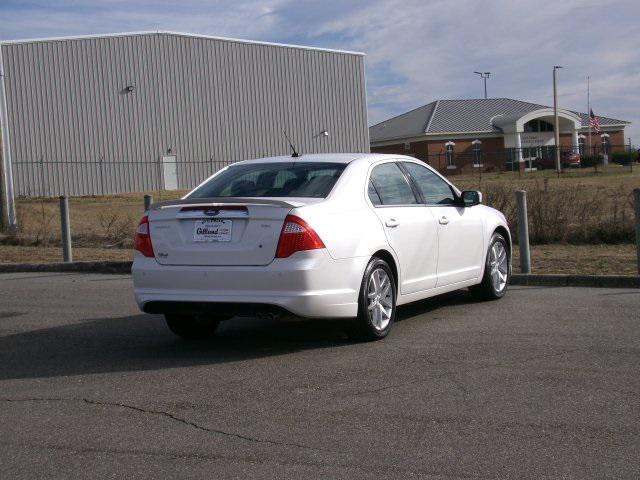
[367,162,438,294]
[400,161,484,287]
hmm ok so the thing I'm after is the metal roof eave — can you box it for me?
[371,130,499,145]
[0,30,366,56]
[578,123,629,129]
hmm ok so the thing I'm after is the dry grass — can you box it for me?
[457,162,639,190]
[1,244,636,276]
[8,191,186,248]
[7,164,638,248]
[512,244,637,275]
[0,245,133,264]
[456,164,638,244]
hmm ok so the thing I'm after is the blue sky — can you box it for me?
[2,0,639,143]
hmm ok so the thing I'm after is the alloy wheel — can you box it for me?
[367,268,393,331]
[489,242,508,293]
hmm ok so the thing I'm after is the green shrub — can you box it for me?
[581,154,603,167]
[611,151,637,165]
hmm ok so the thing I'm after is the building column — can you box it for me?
[515,132,523,162]
[572,129,579,153]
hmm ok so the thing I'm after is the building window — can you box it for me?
[539,120,554,132]
[601,134,610,155]
[472,140,482,167]
[445,141,455,168]
[578,135,585,155]
[524,119,554,132]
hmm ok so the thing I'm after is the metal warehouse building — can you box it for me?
[0,31,368,203]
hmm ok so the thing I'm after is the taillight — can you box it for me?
[275,215,325,258]
[134,215,154,257]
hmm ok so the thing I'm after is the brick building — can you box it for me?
[369,98,630,174]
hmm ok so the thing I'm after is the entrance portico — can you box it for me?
[493,108,582,163]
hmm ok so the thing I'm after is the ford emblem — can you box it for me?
[204,209,220,216]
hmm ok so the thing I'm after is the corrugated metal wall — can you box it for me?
[0,32,369,196]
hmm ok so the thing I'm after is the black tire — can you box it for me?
[164,313,224,339]
[470,232,510,300]
[350,257,397,341]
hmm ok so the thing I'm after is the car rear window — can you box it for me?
[188,162,346,198]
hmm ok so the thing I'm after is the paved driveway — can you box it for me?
[0,273,638,479]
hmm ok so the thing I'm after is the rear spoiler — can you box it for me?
[150,197,305,211]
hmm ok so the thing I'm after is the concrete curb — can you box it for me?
[510,273,640,288]
[0,262,638,288]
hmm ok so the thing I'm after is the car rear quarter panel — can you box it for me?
[291,160,391,261]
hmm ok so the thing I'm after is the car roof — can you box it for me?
[231,153,414,166]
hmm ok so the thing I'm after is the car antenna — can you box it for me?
[283,130,300,158]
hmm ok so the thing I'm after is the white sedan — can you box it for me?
[133,153,511,340]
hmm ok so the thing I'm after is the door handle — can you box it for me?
[439,216,449,225]
[385,218,400,228]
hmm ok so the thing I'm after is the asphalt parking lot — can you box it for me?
[0,272,638,479]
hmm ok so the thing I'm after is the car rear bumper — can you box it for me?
[132,250,367,318]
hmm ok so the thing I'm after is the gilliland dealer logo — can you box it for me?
[197,226,220,235]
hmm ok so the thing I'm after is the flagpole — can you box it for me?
[587,76,592,155]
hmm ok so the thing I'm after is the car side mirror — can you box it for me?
[461,190,482,207]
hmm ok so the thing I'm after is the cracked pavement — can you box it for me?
[0,272,638,479]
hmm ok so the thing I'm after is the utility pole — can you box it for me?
[0,47,17,234]
[587,76,592,156]
[0,122,15,233]
[474,71,491,99]
[553,66,563,174]
[0,131,8,232]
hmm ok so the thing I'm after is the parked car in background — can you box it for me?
[132,154,511,340]
[534,151,581,170]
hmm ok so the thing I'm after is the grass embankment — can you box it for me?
[1,165,638,274]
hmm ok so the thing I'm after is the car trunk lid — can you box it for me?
[147,198,304,266]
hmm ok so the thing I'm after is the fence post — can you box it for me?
[515,190,531,274]
[634,189,640,275]
[59,195,72,263]
[39,157,45,197]
[99,156,105,196]
[144,194,152,212]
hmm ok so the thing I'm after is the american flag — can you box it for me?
[589,109,601,133]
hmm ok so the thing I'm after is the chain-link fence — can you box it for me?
[11,157,233,198]
[9,144,639,198]
[415,144,637,179]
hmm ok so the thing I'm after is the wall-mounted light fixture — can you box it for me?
[314,129,329,138]
[125,85,135,93]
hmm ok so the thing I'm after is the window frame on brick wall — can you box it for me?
[601,133,610,155]
[471,139,483,167]
[578,134,586,155]
[445,141,456,169]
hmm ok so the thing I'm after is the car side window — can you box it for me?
[367,180,382,206]
[369,163,418,206]
[401,162,456,205]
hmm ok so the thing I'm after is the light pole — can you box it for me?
[474,71,491,99]
[553,65,563,174]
